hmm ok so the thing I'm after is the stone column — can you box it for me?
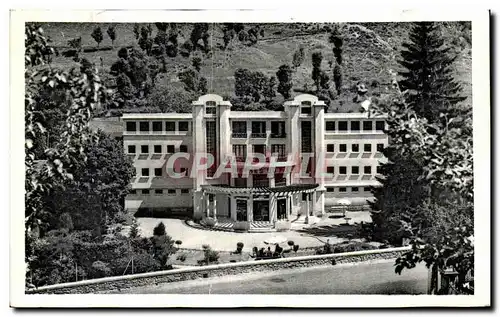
[314,99,326,215]
[270,194,277,224]
[205,193,210,218]
[213,196,217,220]
[305,193,310,224]
[230,196,237,221]
[284,100,299,185]
[248,195,253,222]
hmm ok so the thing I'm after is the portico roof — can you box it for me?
[201,184,319,196]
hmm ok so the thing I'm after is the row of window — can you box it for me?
[126,120,384,134]
[126,121,190,133]
[325,165,381,175]
[325,186,371,193]
[130,188,191,195]
[326,143,385,153]
[232,121,286,137]
[139,167,189,177]
[128,144,189,154]
[326,120,385,132]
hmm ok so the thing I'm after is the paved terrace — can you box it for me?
[136,211,372,251]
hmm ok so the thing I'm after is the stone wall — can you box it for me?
[26,247,410,294]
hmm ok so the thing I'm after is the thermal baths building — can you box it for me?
[123,94,388,231]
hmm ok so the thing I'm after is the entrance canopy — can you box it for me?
[201,184,318,197]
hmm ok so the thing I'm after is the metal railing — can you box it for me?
[251,133,267,138]
[232,133,248,138]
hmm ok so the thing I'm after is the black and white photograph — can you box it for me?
[9,7,491,308]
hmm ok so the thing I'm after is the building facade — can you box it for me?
[122,94,388,228]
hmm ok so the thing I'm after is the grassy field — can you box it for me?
[39,22,472,112]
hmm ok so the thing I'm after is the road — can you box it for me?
[108,259,428,295]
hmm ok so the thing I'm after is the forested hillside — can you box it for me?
[40,22,471,115]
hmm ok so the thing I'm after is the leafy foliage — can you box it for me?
[276,64,293,100]
[292,46,305,69]
[91,27,103,48]
[367,22,473,294]
[106,25,117,46]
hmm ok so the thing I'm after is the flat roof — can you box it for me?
[229,111,287,119]
[324,112,387,119]
[121,113,192,120]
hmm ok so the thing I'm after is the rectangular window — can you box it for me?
[141,168,150,177]
[130,189,137,195]
[271,121,286,138]
[233,145,247,162]
[128,145,136,154]
[180,145,188,153]
[327,166,334,174]
[205,101,216,115]
[326,187,334,193]
[206,121,217,177]
[339,187,347,192]
[326,121,335,131]
[154,189,163,195]
[141,189,150,195]
[152,121,162,132]
[154,145,162,154]
[351,121,360,131]
[377,143,384,152]
[181,189,190,194]
[167,189,176,195]
[253,144,266,155]
[167,145,175,154]
[339,166,347,175]
[352,187,359,192]
[251,121,266,137]
[301,101,312,115]
[352,144,359,152]
[139,122,149,132]
[363,121,373,131]
[301,121,313,153]
[154,168,162,177]
[376,121,385,131]
[338,121,348,131]
[327,144,334,152]
[364,144,372,152]
[363,187,371,192]
[352,166,359,174]
[339,144,347,152]
[126,122,137,132]
[271,144,286,159]
[232,121,247,138]
[165,122,175,132]
[141,145,149,154]
[234,178,247,188]
[364,166,372,174]
[178,121,189,132]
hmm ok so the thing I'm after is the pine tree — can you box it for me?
[311,51,323,92]
[276,65,293,100]
[398,22,466,123]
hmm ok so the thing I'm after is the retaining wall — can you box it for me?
[26,246,410,294]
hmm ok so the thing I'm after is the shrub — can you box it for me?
[90,261,112,278]
[293,245,300,253]
[235,242,244,254]
[287,241,295,246]
[201,245,219,265]
[153,222,166,236]
[176,253,187,262]
[201,244,210,250]
[175,240,183,246]
[333,242,378,254]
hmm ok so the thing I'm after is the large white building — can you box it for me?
[122,94,388,231]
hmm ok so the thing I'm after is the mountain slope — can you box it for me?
[40,22,472,112]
